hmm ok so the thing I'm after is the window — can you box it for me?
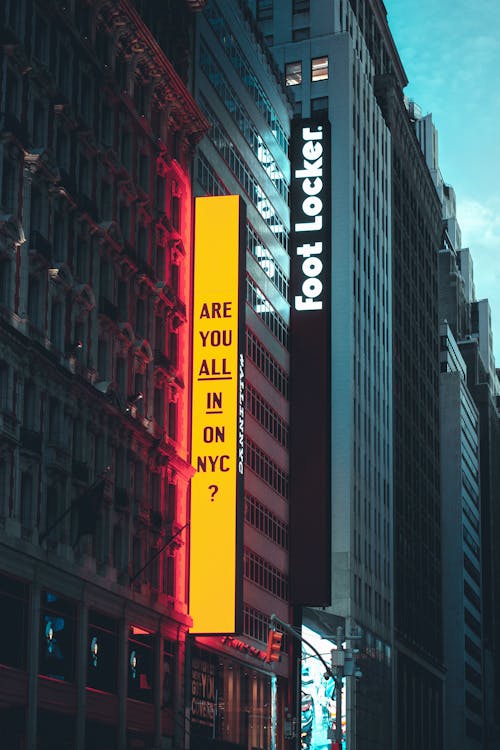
[285,61,302,87]
[168,401,177,441]
[163,553,175,597]
[53,210,67,261]
[246,329,289,398]
[1,157,16,212]
[312,56,329,81]
[4,67,20,118]
[154,387,165,429]
[0,360,8,410]
[128,625,153,702]
[293,0,310,12]
[33,13,49,64]
[135,298,146,336]
[23,381,37,430]
[48,397,61,443]
[292,27,309,41]
[20,472,33,528]
[311,96,329,115]
[100,179,112,221]
[0,573,29,670]
[50,300,64,351]
[119,202,130,241]
[100,102,113,147]
[56,126,69,169]
[87,610,118,693]
[0,258,11,308]
[162,639,176,707]
[256,0,273,21]
[28,276,40,327]
[39,591,76,682]
[138,153,149,192]
[32,98,46,148]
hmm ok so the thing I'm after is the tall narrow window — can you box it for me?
[20,472,33,528]
[0,361,8,410]
[128,625,153,702]
[0,258,11,308]
[23,381,37,430]
[168,401,177,441]
[50,300,64,351]
[39,590,76,682]
[1,157,16,212]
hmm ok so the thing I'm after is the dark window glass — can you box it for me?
[0,573,29,669]
[128,625,153,702]
[293,0,310,12]
[39,590,76,682]
[311,96,329,115]
[162,639,176,707]
[87,610,118,693]
[256,0,273,21]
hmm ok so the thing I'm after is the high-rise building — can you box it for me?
[253,2,395,748]
[255,2,449,749]
[416,107,500,749]
[372,71,445,750]
[188,2,294,748]
[440,322,483,748]
[0,1,206,747]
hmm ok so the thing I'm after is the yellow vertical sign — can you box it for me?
[190,195,245,634]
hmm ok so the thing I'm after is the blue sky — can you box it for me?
[384,0,500,361]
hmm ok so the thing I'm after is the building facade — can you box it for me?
[253,1,395,748]
[375,81,444,750]
[189,2,293,749]
[440,323,483,748]
[416,107,500,749]
[0,0,206,747]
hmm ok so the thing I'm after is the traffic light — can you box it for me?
[265,628,283,662]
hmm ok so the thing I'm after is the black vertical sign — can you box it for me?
[289,116,332,606]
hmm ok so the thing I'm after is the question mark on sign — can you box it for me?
[208,484,219,501]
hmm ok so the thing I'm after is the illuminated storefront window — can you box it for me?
[87,610,118,693]
[190,645,280,750]
[39,590,76,682]
[128,625,153,702]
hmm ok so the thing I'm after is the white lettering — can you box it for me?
[293,124,327,311]
[302,177,323,196]
[303,257,323,277]
[302,141,323,160]
[295,295,322,311]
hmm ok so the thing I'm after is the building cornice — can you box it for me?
[97,0,208,143]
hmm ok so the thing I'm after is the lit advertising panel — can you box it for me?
[289,116,332,606]
[190,195,245,634]
[301,625,346,749]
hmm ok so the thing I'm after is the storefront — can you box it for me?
[190,639,286,750]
